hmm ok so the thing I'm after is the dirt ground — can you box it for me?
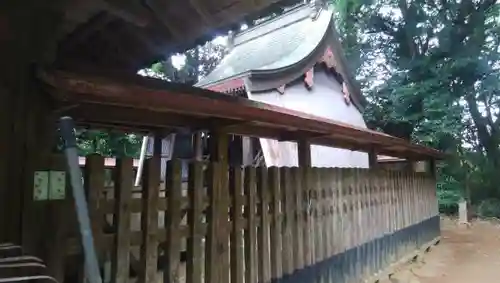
[382,218,500,283]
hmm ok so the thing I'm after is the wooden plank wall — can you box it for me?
[53,156,439,283]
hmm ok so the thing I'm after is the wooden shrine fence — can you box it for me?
[31,154,440,283]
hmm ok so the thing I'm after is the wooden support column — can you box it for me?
[193,131,203,161]
[206,128,230,283]
[298,139,312,167]
[0,3,61,245]
[428,159,437,179]
[209,129,229,163]
[297,139,312,266]
[368,149,378,169]
[139,134,162,283]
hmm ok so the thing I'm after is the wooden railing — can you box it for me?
[33,154,440,283]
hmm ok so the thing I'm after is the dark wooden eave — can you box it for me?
[38,68,445,160]
[52,0,302,71]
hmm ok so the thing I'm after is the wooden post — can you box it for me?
[244,167,258,283]
[257,166,271,283]
[298,139,311,168]
[281,167,295,276]
[368,149,378,168]
[111,158,133,283]
[297,139,312,268]
[206,128,230,283]
[291,167,304,271]
[186,161,204,283]
[164,159,183,283]
[193,131,203,161]
[138,135,161,283]
[230,166,244,283]
[209,129,229,163]
[86,155,106,261]
[269,167,283,282]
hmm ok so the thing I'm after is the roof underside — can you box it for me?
[9,0,301,72]
[39,68,445,160]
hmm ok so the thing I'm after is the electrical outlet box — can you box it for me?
[49,171,66,200]
[33,171,49,201]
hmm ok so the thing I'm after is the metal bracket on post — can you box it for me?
[33,171,49,201]
[49,171,66,200]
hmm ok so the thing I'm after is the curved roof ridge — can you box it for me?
[196,5,333,88]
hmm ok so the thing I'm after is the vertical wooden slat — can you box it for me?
[219,163,230,283]
[206,162,221,283]
[257,166,271,283]
[373,170,380,272]
[347,168,355,279]
[386,170,392,262]
[139,157,160,283]
[111,157,133,283]
[322,169,332,261]
[397,171,404,258]
[359,169,367,279]
[165,160,183,283]
[331,169,340,258]
[291,167,304,271]
[244,166,258,283]
[320,168,330,283]
[268,167,283,281]
[85,154,105,260]
[206,162,230,283]
[384,171,391,266]
[302,166,312,268]
[187,161,204,283]
[230,166,244,283]
[354,169,361,281]
[312,168,323,283]
[367,170,375,275]
[314,169,323,265]
[334,168,343,258]
[281,167,294,275]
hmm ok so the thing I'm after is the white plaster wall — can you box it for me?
[249,71,369,168]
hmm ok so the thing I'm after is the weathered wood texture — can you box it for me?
[39,156,439,283]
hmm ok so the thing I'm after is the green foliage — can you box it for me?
[148,41,227,85]
[75,129,142,158]
[335,0,500,215]
[476,199,500,218]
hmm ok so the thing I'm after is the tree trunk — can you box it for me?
[465,93,500,167]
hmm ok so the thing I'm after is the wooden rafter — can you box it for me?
[188,0,214,25]
[142,1,183,39]
[60,12,114,54]
[102,0,151,27]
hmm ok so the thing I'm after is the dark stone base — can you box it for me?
[283,216,440,283]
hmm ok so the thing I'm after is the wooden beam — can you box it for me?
[59,12,114,54]
[38,69,445,160]
[103,0,151,27]
[141,1,183,39]
[188,0,214,25]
